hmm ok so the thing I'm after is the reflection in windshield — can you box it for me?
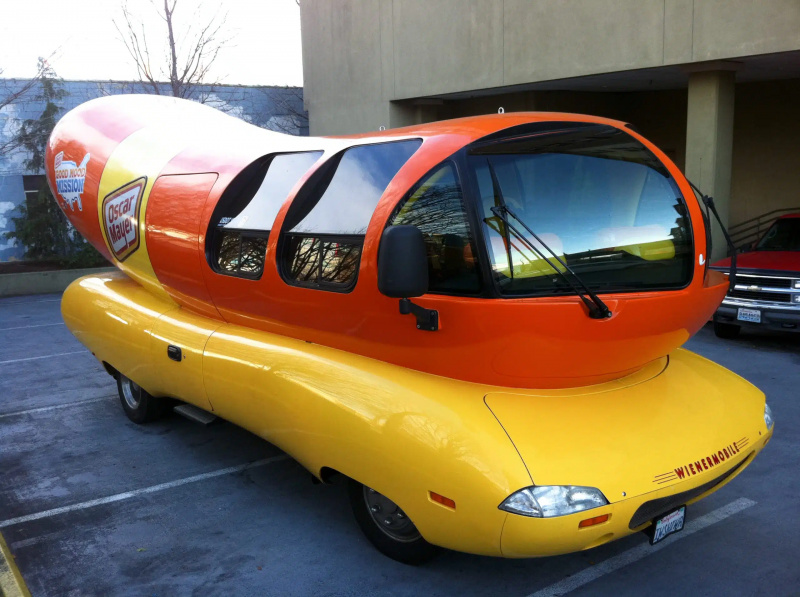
[756,218,800,251]
[468,126,693,295]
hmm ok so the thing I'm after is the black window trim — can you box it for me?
[205,149,324,280]
[277,138,423,294]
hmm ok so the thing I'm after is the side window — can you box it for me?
[389,163,482,294]
[281,139,421,291]
[209,151,322,279]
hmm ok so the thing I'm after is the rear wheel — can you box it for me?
[714,321,741,339]
[116,374,168,424]
[347,479,438,565]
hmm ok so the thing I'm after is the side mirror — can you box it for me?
[378,225,429,298]
[377,226,438,331]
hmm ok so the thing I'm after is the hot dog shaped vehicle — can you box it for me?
[47,95,773,563]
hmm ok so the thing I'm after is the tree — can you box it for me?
[115,0,229,99]
[0,60,51,157]
[4,61,105,267]
[259,87,309,135]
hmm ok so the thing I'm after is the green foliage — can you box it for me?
[3,59,107,269]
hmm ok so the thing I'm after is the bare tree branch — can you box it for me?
[114,0,229,100]
[259,86,309,135]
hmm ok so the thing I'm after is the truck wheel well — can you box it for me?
[319,467,342,484]
[101,362,119,379]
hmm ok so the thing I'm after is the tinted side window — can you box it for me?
[289,140,421,235]
[213,233,268,277]
[390,163,482,294]
[282,139,421,291]
[224,151,322,231]
[209,151,321,279]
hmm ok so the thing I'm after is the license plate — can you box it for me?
[737,308,761,323]
[650,506,685,545]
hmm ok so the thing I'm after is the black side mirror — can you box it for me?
[377,225,438,331]
[378,225,429,298]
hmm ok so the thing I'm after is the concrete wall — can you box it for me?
[0,267,115,298]
[301,0,800,135]
[731,79,800,225]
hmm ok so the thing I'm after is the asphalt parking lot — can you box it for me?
[1,293,799,597]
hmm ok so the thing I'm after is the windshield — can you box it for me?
[755,218,800,251]
[467,125,694,295]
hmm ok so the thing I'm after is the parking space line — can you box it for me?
[525,498,757,597]
[0,350,87,366]
[0,396,113,420]
[0,323,65,331]
[0,455,290,529]
[0,298,61,304]
[0,530,31,597]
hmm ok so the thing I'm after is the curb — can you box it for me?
[0,531,31,597]
[0,267,115,298]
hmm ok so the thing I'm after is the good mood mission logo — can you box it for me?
[53,151,90,211]
[102,177,147,262]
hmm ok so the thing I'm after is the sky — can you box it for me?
[0,0,304,86]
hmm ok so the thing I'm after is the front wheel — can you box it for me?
[116,374,168,424]
[714,321,741,339]
[347,480,438,565]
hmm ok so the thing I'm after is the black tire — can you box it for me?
[116,374,168,424]
[347,479,438,565]
[714,321,741,339]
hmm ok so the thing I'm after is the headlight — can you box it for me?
[499,485,608,518]
[764,403,774,430]
[793,280,800,289]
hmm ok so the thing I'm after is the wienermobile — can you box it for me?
[47,94,773,563]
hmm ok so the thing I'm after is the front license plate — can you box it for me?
[737,308,761,323]
[650,506,685,545]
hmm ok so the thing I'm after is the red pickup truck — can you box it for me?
[711,214,800,338]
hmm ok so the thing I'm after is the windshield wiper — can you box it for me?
[687,180,738,289]
[485,161,612,319]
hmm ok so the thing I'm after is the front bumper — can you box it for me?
[715,299,800,332]
[499,427,772,558]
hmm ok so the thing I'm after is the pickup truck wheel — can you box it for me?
[117,374,167,424]
[714,321,741,339]
[347,480,438,565]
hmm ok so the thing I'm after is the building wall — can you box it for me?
[301,0,800,135]
[731,79,800,226]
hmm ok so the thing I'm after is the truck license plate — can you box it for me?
[737,308,761,323]
[650,506,685,545]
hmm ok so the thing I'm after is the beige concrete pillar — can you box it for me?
[684,69,736,261]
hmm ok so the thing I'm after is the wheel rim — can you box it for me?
[121,377,141,409]
[363,486,421,543]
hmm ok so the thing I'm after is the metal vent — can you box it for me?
[729,290,791,302]
[735,275,792,289]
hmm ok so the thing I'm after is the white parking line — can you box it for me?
[0,396,113,419]
[0,322,65,331]
[526,497,757,597]
[0,455,290,528]
[0,298,61,304]
[0,350,87,366]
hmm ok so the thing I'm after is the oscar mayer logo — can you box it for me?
[102,177,147,262]
[53,151,90,211]
[653,437,748,484]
